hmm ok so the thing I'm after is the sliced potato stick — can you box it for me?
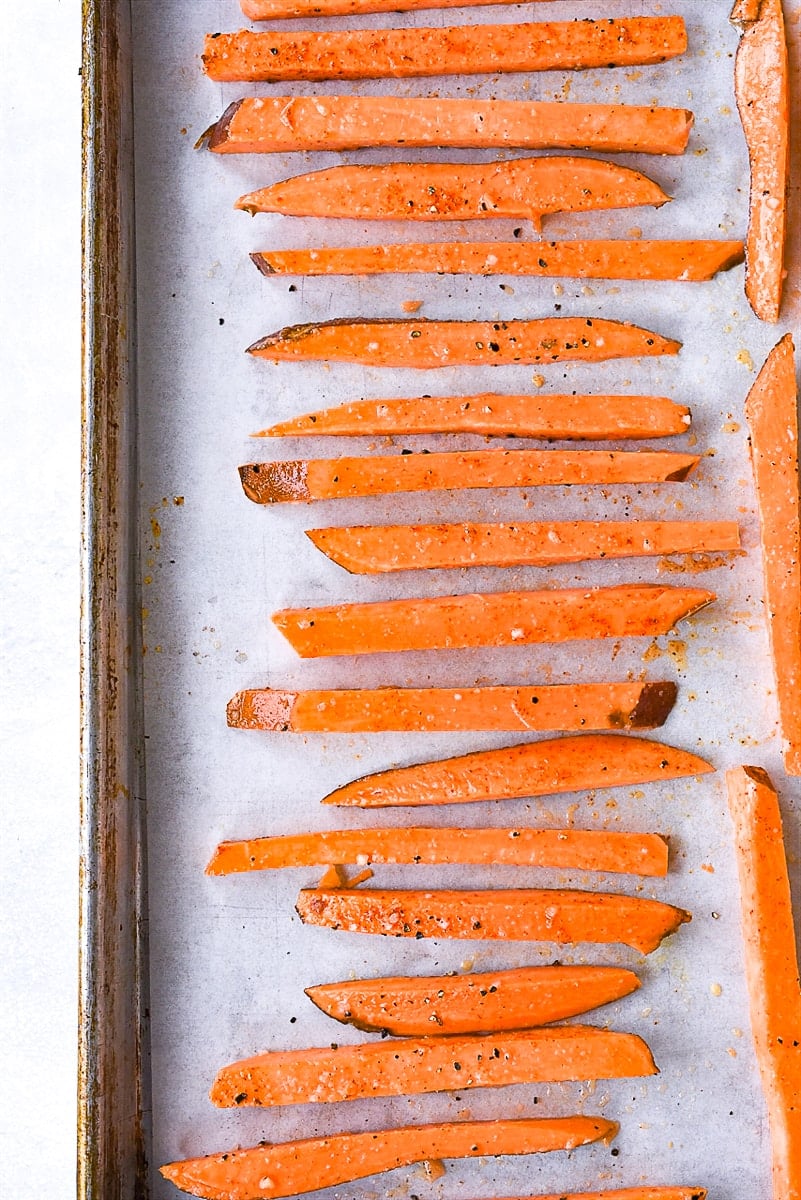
[207,827,669,878]
[257,392,690,440]
[207,96,693,156]
[252,240,743,282]
[237,157,671,227]
[324,734,712,808]
[226,681,678,734]
[308,520,740,574]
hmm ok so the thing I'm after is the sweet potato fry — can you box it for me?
[226,681,678,734]
[204,18,687,83]
[324,734,712,808]
[161,1115,617,1200]
[726,766,801,1200]
[207,96,694,156]
[256,392,690,440]
[744,335,801,774]
[734,0,789,322]
[211,1025,657,1108]
[272,585,715,658]
[516,1192,706,1200]
[236,156,671,227]
[240,449,699,504]
[207,827,669,878]
[308,520,740,574]
[252,240,743,282]
[296,886,691,953]
[242,0,591,17]
[247,316,681,368]
[306,964,641,1035]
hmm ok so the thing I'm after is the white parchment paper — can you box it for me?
[131,2,801,1196]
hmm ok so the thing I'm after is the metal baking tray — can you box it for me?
[79,2,801,1197]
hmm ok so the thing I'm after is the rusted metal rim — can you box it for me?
[79,0,149,1195]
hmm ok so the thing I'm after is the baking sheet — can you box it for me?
[131,3,801,1196]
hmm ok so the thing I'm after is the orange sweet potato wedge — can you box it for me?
[308,520,740,574]
[240,449,699,504]
[324,733,712,808]
[726,766,801,1200]
[256,392,690,440]
[207,827,669,878]
[520,1193,706,1200]
[247,316,681,367]
[204,18,687,83]
[744,335,801,774]
[161,1115,617,1200]
[226,681,678,734]
[236,156,671,228]
[272,584,715,658]
[242,0,598,17]
[210,1026,657,1108]
[252,240,743,282]
[473,1193,705,1200]
[734,0,789,322]
[473,1193,704,1200]
[306,963,641,1035]
[296,886,691,953]
[207,96,693,155]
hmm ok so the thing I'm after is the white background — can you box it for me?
[0,2,81,1196]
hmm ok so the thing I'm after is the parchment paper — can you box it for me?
[131,3,801,1196]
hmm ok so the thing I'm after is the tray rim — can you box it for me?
[79,0,150,1195]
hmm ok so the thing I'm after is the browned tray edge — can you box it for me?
[79,0,150,1195]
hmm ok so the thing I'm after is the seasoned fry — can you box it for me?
[243,0,591,16]
[744,335,801,774]
[256,392,690,440]
[308,520,740,574]
[226,681,678,734]
[726,766,801,1200]
[161,1116,618,1200]
[207,96,694,155]
[734,0,789,321]
[306,964,642,1035]
[210,1026,657,1108]
[247,316,681,367]
[236,157,671,227]
[240,449,699,504]
[517,1193,707,1200]
[207,827,669,877]
[252,240,743,282]
[272,585,715,658]
[296,886,691,953]
[323,734,713,808]
[204,19,687,83]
